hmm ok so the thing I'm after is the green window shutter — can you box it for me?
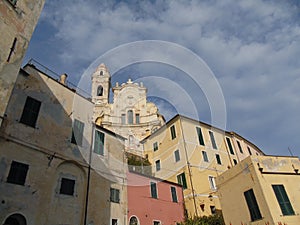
[177,173,187,189]
[94,130,104,155]
[71,119,84,146]
[171,186,178,202]
[244,189,262,221]
[196,127,205,146]
[226,137,235,155]
[272,185,295,216]
[150,182,157,198]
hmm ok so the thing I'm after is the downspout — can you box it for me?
[179,118,199,217]
[84,123,94,225]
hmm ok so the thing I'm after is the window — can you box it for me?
[247,146,252,155]
[135,114,140,124]
[112,219,118,225]
[171,186,178,202]
[153,221,160,225]
[7,161,29,185]
[208,176,216,190]
[94,130,105,155]
[60,178,75,196]
[210,206,216,215]
[177,172,187,189]
[71,119,84,146]
[209,131,217,149]
[237,140,243,153]
[110,188,120,203]
[155,160,161,171]
[129,217,138,225]
[226,137,234,155]
[20,96,41,127]
[244,189,262,221]
[215,154,222,165]
[121,114,126,124]
[153,142,158,151]
[174,149,180,162]
[233,159,238,165]
[150,182,158,198]
[170,125,176,139]
[97,85,103,96]
[272,185,295,216]
[100,71,104,75]
[196,127,205,146]
[202,151,209,162]
[128,110,133,124]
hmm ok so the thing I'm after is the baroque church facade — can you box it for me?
[91,63,165,154]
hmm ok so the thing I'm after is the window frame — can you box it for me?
[71,119,84,146]
[171,186,178,203]
[135,113,140,124]
[237,140,243,153]
[94,129,105,155]
[128,110,133,124]
[209,131,217,149]
[110,187,120,203]
[244,189,262,221]
[174,149,180,162]
[272,184,295,216]
[59,177,76,196]
[150,182,158,199]
[226,137,235,155]
[177,172,187,189]
[170,125,176,140]
[153,142,158,151]
[202,151,209,162]
[155,160,161,171]
[196,127,205,146]
[215,154,222,165]
[20,96,41,128]
[7,161,29,186]
[208,176,217,191]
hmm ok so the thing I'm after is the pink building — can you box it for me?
[127,171,185,225]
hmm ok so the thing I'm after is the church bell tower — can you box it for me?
[91,63,111,104]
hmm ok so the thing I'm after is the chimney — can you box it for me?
[59,73,68,85]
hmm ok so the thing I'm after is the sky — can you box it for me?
[23,0,300,157]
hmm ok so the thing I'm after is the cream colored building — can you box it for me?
[216,155,300,225]
[91,63,165,155]
[0,62,127,225]
[0,0,45,127]
[142,115,264,218]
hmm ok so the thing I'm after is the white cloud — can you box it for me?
[26,0,300,156]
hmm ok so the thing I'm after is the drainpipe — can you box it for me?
[179,118,199,217]
[84,123,94,225]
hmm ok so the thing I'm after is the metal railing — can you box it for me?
[26,58,91,99]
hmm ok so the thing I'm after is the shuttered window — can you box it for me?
[244,189,262,221]
[272,185,295,216]
[94,130,105,155]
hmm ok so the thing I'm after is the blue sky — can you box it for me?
[24,0,300,156]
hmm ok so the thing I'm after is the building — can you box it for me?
[0,62,127,225]
[91,63,165,151]
[0,0,45,127]
[141,115,264,218]
[216,155,300,225]
[127,171,185,225]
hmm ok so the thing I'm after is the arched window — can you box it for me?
[97,85,103,96]
[129,216,139,225]
[128,110,133,124]
[100,71,103,76]
[4,213,27,225]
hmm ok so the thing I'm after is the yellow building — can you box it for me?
[0,0,45,127]
[0,62,127,225]
[216,155,300,225]
[142,115,264,217]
